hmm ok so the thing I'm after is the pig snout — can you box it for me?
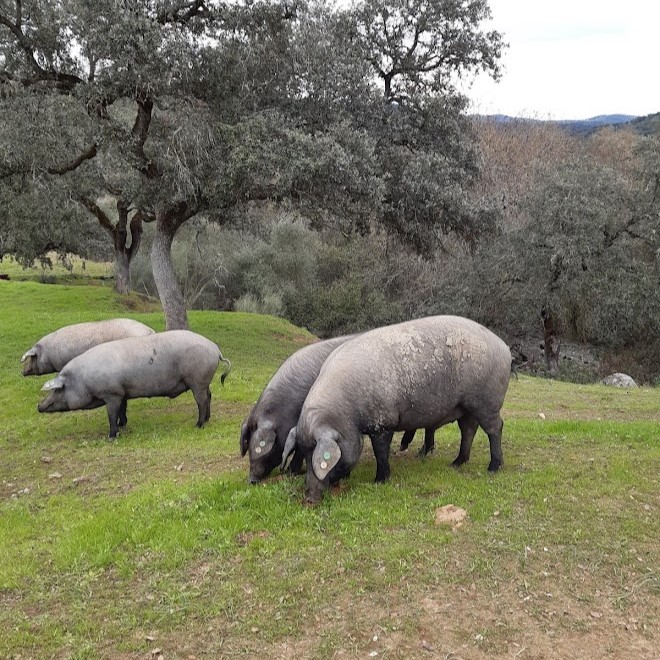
[304,471,326,505]
[37,394,68,413]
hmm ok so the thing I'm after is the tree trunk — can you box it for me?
[82,197,144,295]
[541,308,560,376]
[114,249,131,295]
[113,202,144,295]
[151,209,189,330]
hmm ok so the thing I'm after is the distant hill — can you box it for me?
[557,114,637,135]
[627,112,660,136]
[476,112,660,137]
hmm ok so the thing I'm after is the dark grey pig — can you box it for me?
[282,315,512,504]
[21,319,155,376]
[240,335,357,483]
[37,330,231,438]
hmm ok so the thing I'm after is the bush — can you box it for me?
[234,292,284,316]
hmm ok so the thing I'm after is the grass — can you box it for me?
[0,253,114,283]
[0,277,658,659]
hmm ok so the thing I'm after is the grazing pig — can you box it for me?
[21,319,155,376]
[37,330,231,438]
[240,335,357,483]
[282,315,512,504]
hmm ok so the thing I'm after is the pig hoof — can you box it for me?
[488,460,502,472]
[452,456,467,467]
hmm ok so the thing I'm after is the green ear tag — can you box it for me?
[259,440,266,448]
[323,451,331,460]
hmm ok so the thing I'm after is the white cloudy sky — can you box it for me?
[462,0,660,119]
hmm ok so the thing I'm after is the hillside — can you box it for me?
[557,114,638,136]
[628,111,660,135]
[477,112,660,137]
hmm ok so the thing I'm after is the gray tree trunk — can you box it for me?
[114,249,130,295]
[113,204,144,296]
[84,198,143,296]
[541,309,560,376]
[151,210,189,330]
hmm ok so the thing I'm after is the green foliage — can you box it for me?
[1,0,504,330]
[0,180,109,265]
[132,216,410,336]
[0,281,658,657]
[355,0,505,101]
[432,122,660,380]
[496,155,658,349]
[213,115,384,232]
[628,111,660,136]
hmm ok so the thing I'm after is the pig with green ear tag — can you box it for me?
[282,315,513,504]
[240,334,358,484]
[282,423,364,504]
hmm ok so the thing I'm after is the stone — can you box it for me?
[601,373,637,388]
[434,504,468,530]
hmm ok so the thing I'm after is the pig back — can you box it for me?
[62,330,221,398]
[253,334,357,422]
[39,319,155,372]
[305,316,511,431]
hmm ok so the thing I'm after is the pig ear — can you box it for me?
[251,424,276,458]
[280,427,297,470]
[311,432,342,482]
[240,421,250,457]
[41,375,64,391]
[21,347,37,363]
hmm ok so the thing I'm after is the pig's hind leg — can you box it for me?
[118,398,128,428]
[191,385,211,427]
[105,395,125,439]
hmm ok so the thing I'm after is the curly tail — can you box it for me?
[219,354,232,385]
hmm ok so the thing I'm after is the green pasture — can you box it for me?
[0,278,658,659]
[0,254,114,283]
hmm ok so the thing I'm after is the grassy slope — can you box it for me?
[0,280,658,659]
[0,254,114,282]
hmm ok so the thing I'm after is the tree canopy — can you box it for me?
[0,0,504,328]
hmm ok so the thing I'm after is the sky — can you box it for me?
[462,0,660,120]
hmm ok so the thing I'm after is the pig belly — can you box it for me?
[396,404,464,431]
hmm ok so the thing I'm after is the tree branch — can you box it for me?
[133,208,156,223]
[127,211,144,261]
[47,144,98,176]
[0,3,85,91]
[160,199,204,234]
[403,20,424,63]
[131,97,160,178]
[80,197,116,237]
[157,0,213,25]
